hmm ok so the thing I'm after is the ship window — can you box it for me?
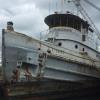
[82,35,86,41]
[48,38,53,42]
[75,45,78,49]
[82,48,85,52]
[58,42,62,46]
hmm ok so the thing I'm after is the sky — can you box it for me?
[0,0,100,38]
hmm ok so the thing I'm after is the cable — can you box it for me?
[72,0,100,40]
[84,0,100,12]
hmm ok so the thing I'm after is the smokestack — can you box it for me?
[7,21,14,31]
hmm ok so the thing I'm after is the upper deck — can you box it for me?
[44,13,89,32]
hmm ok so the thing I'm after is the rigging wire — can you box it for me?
[72,0,100,40]
[84,0,100,12]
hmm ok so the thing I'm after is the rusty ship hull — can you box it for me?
[0,79,100,100]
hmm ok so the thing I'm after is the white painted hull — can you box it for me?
[2,29,100,83]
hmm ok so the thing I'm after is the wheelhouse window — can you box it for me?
[82,35,86,41]
[45,14,89,32]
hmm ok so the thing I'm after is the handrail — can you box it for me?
[41,41,100,62]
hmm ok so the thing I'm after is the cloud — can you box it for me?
[11,3,48,37]
[0,2,48,38]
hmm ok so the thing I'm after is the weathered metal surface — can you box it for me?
[1,9,100,100]
[2,29,100,83]
[2,29,39,82]
[1,26,100,100]
[1,80,100,100]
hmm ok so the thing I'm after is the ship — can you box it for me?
[0,0,100,100]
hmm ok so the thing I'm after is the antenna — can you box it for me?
[61,0,64,13]
[56,1,58,11]
[49,0,51,14]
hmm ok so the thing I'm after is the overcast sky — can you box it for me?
[0,0,100,38]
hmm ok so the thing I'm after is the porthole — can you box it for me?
[75,45,78,49]
[47,49,51,53]
[38,48,41,50]
[58,42,62,46]
[28,58,31,61]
